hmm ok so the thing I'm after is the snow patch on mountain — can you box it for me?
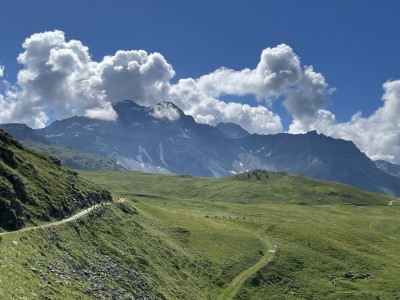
[84,124,99,131]
[113,154,170,174]
[136,146,153,164]
[45,133,65,137]
[178,129,190,139]
[159,142,168,167]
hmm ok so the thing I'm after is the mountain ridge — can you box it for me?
[216,122,250,139]
[3,100,400,196]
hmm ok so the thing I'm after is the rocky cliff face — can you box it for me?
[0,129,111,230]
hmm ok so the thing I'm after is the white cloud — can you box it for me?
[99,50,174,106]
[6,30,107,127]
[149,102,181,122]
[285,66,330,121]
[169,78,283,133]
[85,102,118,121]
[196,44,302,101]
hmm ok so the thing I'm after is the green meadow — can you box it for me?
[0,169,399,299]
[80,170,400,299]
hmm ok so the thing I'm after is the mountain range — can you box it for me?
[2,100,400,196]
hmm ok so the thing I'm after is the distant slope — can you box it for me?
[0,129,111,230]
[0,123,124,171]
[80,169,393,206]
[375,159,400,177]
[233,131,400,197]
[34,100,400,197]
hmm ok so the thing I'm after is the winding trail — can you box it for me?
[137,201,277,300]
[0,204,103,236]
[388,198,400,206]
[218,233,277,300]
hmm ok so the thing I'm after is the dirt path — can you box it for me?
[136,201,277,299]
[0,204,102,236]
[218,233,277,300]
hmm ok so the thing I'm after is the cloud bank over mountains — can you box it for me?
[0,30,399,163]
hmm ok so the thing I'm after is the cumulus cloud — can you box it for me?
[4,30,108,127]
[285,66,330,121]
[169,78,283,133]
[85,102,118,121]
[196,44,302,100]
[99,50,174,106]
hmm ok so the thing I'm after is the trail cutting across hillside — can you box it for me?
[218,233,277,300]
[0,204,103,236]
[387,199,400,206]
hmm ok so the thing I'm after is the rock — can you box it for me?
[29,267,41,273]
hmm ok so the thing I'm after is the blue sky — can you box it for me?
[1,0,400,162]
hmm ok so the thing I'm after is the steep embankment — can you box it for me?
[0,201,229,299]
[0,129,111,231]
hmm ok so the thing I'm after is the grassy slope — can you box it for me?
[0,203,226,299]
[79,170,392,206]
[0,130,111,231]
[0,166,398,299]
[79,170,400,300]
